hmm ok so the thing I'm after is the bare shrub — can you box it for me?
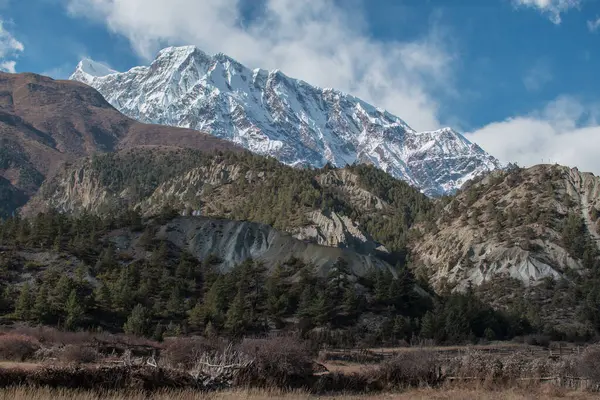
[446,350,577,385]
[372,350,443,388]
[8,325,91,346]
[58,345,99,364]
[162,337,223,369]
[235,336,314,388]
[0,333,40,361]
[318,349,382,364]
[524,335,551,347]
[6,325,161,349]
[577,345,600,384]
[190,343,253,380]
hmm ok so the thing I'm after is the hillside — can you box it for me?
[71,46,501,196]
[410,164,600,336]
[0,72,241,218]
[25,147,431,263]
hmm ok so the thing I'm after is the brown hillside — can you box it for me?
[0,72,241,217]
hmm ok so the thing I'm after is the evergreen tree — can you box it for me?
[123,304,151,337]
[484,327,496,341]
[312,292,332,326]
[225,289,246,336]
[297,286,315,319]
[65,289,84,330]
[14,282,32,320]
[52,275,73,314]
[188,302,206,331]
[202,277,228,328]
[94,283,112,311]
[166,286,185,318]
[393,315,410,341]
[33,282,51,323]
[342,285,359,318]
[420,311,435,339]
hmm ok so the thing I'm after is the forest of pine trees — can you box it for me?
[0,211,532,345]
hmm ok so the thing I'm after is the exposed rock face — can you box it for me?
[70,45,502,196]
[411,165,600,291]
[291,210,388,255]
[155,216,392,276]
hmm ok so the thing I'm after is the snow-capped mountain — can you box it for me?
[70,45,501,196]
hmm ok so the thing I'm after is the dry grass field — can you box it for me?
[0,386,597,400]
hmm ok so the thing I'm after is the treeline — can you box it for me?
[0,211,534,345]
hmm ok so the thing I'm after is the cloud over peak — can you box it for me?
[467,96,600,173]
[64,0,454,132]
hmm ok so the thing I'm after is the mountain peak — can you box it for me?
[71,58,117,84]
[69,45,501,196]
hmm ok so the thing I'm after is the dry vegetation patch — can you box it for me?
[0,334,40,362]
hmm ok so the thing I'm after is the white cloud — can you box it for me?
[0,19,23,72]
[0,60,15,72]
[64,0,454,131]
[466,96,600,174]
[588,17,600,32]
[512,0,581,24]
[523,61,553,92]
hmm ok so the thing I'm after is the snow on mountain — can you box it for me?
[70,45,501,196]
[70,58,117,85]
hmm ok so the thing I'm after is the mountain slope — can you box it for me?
[24,147,431,262]
[409,164,600,333]
[70,46,501,196]
[411,165,600,290]
[0,72,241,217]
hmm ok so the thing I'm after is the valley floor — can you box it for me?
[0,387,595,400]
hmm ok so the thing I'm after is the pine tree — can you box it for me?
[52,275,73,314]
[166,286,185,318]
[123,304,151,337]
[266,267,288,322]
[95,246,117,273]
[14,282,32,320]
[33,282,51,323]
[342,285,359,317]
[225,289,246,336]
[203,275,230,326]
[152,322,165,341]
[420,311,435,339]
[94,283,112,311]
[484,327,496,341]
[188,302,206,331]
[65,289,84,330]
[204,321,217,338]
[312,292,332,326]
[374,270,391,304]
[393,316,410,341]
[297,286,315,319]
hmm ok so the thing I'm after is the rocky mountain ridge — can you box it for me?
[71,46,502,196]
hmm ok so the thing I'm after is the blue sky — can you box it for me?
[2,0,600,172]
